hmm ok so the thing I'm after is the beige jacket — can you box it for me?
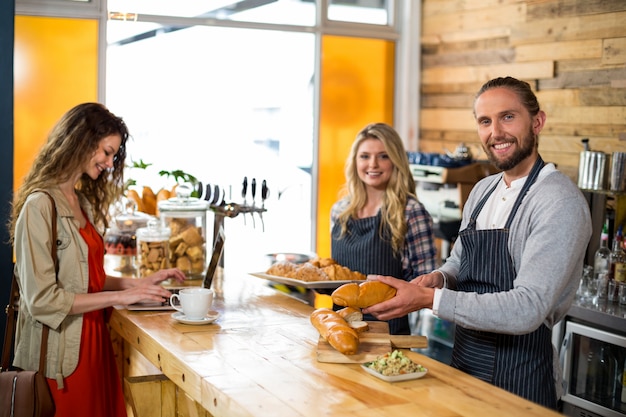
[13,188,99,386]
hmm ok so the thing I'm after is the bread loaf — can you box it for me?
[266,260,298,277]
[265,258,366,283]
[322,264,366,281]
[142,186,157,215]
[336,306,363,323]
[332,281,397,308]
[156,188,171,203]
[126,189,145,213]
[294,263,329,282]
[307,257,336,268]
[310,308,359,355]
[349,321,369,333]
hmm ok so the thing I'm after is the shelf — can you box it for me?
[567,298,626,337]
[579,189,626,197]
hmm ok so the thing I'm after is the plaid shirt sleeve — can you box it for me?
[402,197,438,280]
[330,198,349,231]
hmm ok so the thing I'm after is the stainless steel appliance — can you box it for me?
[410,159,499,261]
[559,308,626,417]
[415,181,461,261]
[409,157,497,362]
[411,308,454,364]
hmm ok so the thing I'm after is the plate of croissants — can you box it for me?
[250,257,367,289]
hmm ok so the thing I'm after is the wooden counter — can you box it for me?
[109,273,562,417]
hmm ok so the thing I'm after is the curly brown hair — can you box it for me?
[8,102,129,243]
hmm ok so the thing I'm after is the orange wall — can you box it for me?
[14,16,98,191]
[316,35,395,257]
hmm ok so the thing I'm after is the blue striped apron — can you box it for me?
[451,156,557,408]
[331,212,409,335]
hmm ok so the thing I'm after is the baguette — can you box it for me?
[336,306,363,323]
[349,321,369,333]
[310,308,359,355]
[331,281,396,308]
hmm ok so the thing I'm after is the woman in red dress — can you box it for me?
[10,103,186,416]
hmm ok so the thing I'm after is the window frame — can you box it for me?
[15,0,421,251]
[17,0,103,18]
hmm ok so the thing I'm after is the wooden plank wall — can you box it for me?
[418,0,626,181]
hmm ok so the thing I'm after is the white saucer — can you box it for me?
[171,311,219,325]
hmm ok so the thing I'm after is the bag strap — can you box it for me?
[1,191,58,373]
[1,275,19,371]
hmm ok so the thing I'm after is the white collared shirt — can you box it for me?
[432,164,557,314]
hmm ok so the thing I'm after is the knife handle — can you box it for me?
[251,178,257,200]
[242,176,248,199]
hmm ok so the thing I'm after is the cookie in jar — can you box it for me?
[158,183,209,280]
[136,219,171,278]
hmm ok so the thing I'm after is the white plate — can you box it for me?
[171,311,219,325]
[360,364,428,382]
[249,272,364,289]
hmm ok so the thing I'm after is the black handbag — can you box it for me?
[1,191,58,417]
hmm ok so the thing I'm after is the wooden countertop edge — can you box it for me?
[109,289,564,417]
[110,308,209,404]
[110,272,562,417]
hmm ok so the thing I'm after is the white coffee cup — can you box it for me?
[170,288,214,320]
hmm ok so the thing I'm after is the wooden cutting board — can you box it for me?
[316,321,428,363]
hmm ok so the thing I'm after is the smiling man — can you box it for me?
[363,77,592,409]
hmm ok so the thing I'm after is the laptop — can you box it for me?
[202,224,225,290]
[127,224,226,310]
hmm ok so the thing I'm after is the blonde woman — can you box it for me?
[331,122,437,335]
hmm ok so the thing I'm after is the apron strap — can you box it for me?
[467,176,501,230]
[504,156,545,229]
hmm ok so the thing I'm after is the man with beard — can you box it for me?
[363,76,591,409]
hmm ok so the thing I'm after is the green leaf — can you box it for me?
[131,159,152,169]
[158,169,198,185]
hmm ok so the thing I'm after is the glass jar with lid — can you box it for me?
[136,219,171,278]
[104,198,155,275]
[158,183,210,280]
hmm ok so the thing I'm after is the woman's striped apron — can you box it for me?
[331,212,409,335]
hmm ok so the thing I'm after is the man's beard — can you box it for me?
[484,127,536,171]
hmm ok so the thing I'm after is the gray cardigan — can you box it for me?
[437,164,592,334]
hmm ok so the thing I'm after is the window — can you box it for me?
[328,0,391,25]
[106,12,317,272]
[16,0,419,273]
[108,0,316,26]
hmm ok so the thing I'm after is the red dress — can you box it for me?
[47,220,127,417]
